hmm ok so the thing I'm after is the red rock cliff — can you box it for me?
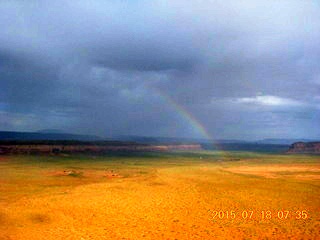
[0,143,202,154]
[287,142,320,154]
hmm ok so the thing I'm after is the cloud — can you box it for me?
[0,0,319,139]
[235,95,304,107]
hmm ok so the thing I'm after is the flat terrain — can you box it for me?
[0,152,319,239]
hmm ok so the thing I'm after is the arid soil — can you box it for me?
[0,155,319,239]
[225,164,320,180]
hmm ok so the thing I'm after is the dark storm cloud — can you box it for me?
[0,0,319,139]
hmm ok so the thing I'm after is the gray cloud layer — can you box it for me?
[1,0,319,139]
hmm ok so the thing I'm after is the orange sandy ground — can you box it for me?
[0,156,320,239]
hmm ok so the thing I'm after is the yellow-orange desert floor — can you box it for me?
[0,153,320,239]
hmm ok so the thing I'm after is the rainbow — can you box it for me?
[155,89,228,156]
[160,93,212,140]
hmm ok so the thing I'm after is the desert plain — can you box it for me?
[0,151,319,239]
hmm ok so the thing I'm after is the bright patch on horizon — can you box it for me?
[235,95,303,107]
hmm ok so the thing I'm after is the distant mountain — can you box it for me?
[112,135,201,144]
[112,135,293,153]
[0,129,319,149]
[115,136,320,145]
[2,131,317,153]
[0,131,101,141]
[112,135,249,144]
[256,138,319,145]
[113,135,213,144]
[36,129,66,134]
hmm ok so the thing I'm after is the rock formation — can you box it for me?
[287,142,320,154]
[0,141,202,154]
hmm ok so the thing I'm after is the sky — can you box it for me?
[0,0,319,140]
